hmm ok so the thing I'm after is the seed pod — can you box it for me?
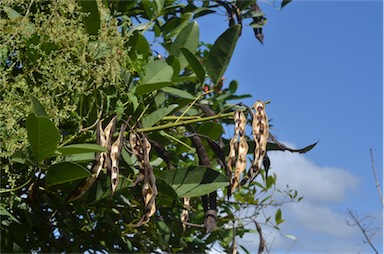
[130,130,157,227]
[110,123,127,194]
[250,100,269,182]
[181,197,190,232]
[228,110,248,194]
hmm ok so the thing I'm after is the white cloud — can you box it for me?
[235,145,381,253]
[269,148,359,204]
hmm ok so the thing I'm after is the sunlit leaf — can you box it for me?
[206,25,241,85]
[135,82,174,96]
[284,234,296,241]
[161,166,229,197]
[46,162,91,188]
[56,144,107,155]
[141,61,174,84]
[169,21,199,69]
[275,208,284,225]
[161,87,195,100]
[142,104,178,128]
[30,96,48,117]
[26,113,60,163]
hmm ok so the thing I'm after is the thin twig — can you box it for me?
[369,148,383,208]
[254,220,266,254]
[347,208,379,254]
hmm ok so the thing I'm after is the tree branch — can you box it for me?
[346,208,379,254]
[369,148,383,208]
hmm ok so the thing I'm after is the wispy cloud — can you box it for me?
[236,145,382,253]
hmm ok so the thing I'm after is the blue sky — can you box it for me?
[197,0,383,253]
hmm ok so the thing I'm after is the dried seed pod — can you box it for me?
[228,110,248,194]
[110,123,127,194]
[181,197,190,232]
[66,176,97,203]
[130,130,157,227]
[66,116,118,202]
[95,116,117,177]
[250,100,269,182]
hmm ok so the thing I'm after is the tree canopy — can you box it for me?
[0,0,315,253]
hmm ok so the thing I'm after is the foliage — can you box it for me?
[0,0,314,253]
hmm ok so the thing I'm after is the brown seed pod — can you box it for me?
[130,130,157,227]
[250,100,269,182]
[228,110,248,194]
[110,123,127,194]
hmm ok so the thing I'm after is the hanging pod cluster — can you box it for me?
[129,129,157,227]
[228,100,269,193]
[67,116,126,202]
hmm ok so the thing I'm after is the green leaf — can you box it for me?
[275,208,284,225]
[56,144,107,155]
[30,96,48,117]
[141,61,174,84]
[63,153,95,163]
[229,80,238,94]
[0,205,20,223]
[166,55,181,78]
[161,166,229,197]
[46,162,91,188]
[135,82,175,96]
[197,122,224,140]
[180,47,205,83]
[26,113,60,163]
[169,21,199,69]
[266,141,318,153]
[284,234,297,241]
[161,87,195,100]
[3,7,22,20]
[78,0,100,35]
[281,0,292,9]
[206,25,241,85]
[266,175,275,189]
[142,104,178,128]
[126,32,150,61]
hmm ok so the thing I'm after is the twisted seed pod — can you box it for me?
[229,110,248,193]
[181,197,190,232]
[110,123,126,194]
[130,131,157,227]
[250,100,269,181]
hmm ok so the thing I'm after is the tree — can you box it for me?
[0,0,315,253]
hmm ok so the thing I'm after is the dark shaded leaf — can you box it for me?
[46,162,91,188]
[78,0,100,35]
[26,113,60,163]
[206,25,241,85]
[281,0,292,9]
[180,47,205,83]
[267,140,318,154]
[161,166,229,197]
[197,122,224,141]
